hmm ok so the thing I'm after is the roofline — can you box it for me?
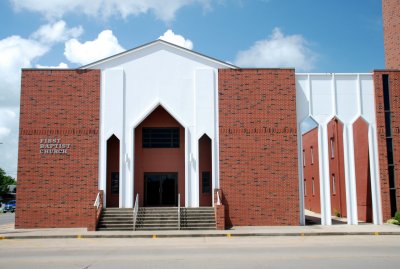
[296,72,373,76]
[79,39,238,69]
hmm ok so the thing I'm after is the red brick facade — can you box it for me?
[383,0,400,70]
[218,69,299,227]
[16,69,100,230]
[374,70,400,220]
[353,117,373,222]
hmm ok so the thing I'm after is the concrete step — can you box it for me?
[97,224,133,229]
[97,227,133,231]
[97,208,134,231]
[97,207,216,231]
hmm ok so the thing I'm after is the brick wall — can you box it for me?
[327,118,347,218]
[383,0,400,69]
[218,69,299,227]
[353,117,373,222]
[374,70,400,220]
[302,128,321,214]
[16,69,100,229]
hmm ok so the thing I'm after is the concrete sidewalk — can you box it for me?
[0,223,399,239]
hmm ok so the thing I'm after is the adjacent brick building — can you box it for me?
[383,0,400,69]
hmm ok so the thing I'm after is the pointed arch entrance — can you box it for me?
[134,106,185,207]
[106,135,120,207]
[199,134,212,206]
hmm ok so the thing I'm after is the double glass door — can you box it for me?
[144,173,178,206]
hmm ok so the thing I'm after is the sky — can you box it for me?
[0,0,384,178]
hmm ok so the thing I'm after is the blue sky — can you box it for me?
[0,0,385,177]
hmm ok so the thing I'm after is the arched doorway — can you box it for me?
[106,135,120,207]
[199,134,212,206]
[134,106,185,207]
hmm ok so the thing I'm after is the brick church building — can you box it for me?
[16,0,400,230]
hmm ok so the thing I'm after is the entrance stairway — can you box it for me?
[97,207,216,231]
[97,208,133,231]
[135,207,179,230]
[180,207,216,230]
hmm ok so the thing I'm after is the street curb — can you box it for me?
[1,231,400,239]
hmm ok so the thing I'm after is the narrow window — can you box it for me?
[310,147,314,164]
[383,74,397,215]
[312,177,315,196]
[332,174,336,195]
[143,128,179,148]
[303,149,306,167]
[304,179,307,197]
[330,138,335,159]
[202,172,211,193]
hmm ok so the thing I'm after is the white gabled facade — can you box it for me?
[83,40,235,208]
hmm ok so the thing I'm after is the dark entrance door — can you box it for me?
[144,173,178,206]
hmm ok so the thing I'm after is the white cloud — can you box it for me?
[0,107,19,179]
[11,0,211,22]
[234,28,317,71]
[64,30,125,65]
[0,34,46,178]
[0,109,17,138]
[159,29,193,50]
[31,20,83,44]
[0,22,69,178]
[0,35,49,104]
[36,62,69,69]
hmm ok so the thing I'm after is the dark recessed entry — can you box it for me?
[144,173,178,207]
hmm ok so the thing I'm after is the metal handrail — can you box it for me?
[133,194,139,231]
[94,191,101,209]
[177,193,181,230]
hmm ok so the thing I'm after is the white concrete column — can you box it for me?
[297,123,305,226]
[185,128,190,207]
[318,123,332,225]
[368,124,383,224]
[189,127,199,207]
[342,124,358,225]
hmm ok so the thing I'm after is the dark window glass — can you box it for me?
[202,172,211,193]
[383,74,391,111]
[143,128,179,148]
[390,188,397,217]
[386,138,394,165]
[111,172,119,194]
[388,165,395,189]
[385,111,392,137]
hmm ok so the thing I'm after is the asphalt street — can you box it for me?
[0,235,399,269]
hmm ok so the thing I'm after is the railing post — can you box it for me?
[133,194,139,231]
[216,190,221,205]
[178,193,181,230]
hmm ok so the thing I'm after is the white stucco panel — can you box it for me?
[335,75,359,123]
[310,76,334,122]
[360,75,376,123]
